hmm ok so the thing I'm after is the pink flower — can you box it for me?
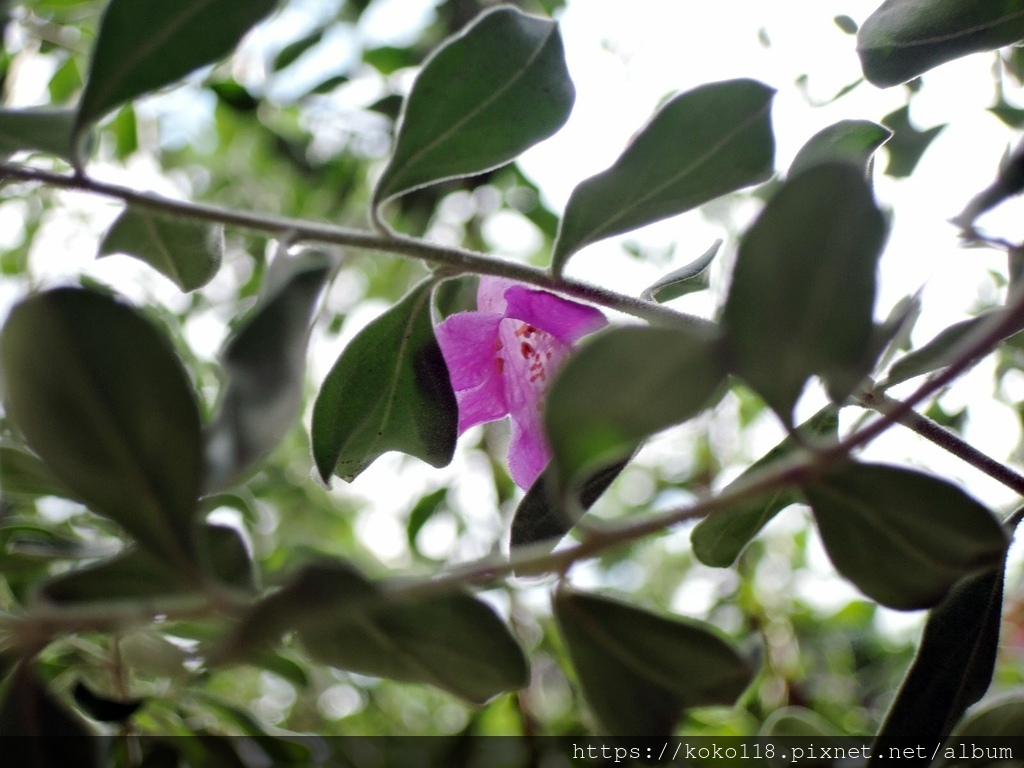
[435,277,607,489]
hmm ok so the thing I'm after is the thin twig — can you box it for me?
[857,389,1024,497]
[0,163,710,330]
[833,285,1024,458]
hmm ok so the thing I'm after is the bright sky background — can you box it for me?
[6,0,1024,630]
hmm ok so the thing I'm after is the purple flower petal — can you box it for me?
[502,285,607,344]
[477,276,517,314]
[498,319,570,488]
[434,277,608,489]
[435,312,507,433]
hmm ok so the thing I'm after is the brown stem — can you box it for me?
[858,389,1024,497]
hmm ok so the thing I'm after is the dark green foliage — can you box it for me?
[312,279,458,483]
[722,163,888,425]
[552,79,775,274]
[1,287,204,569]
[0,663,98,767]
[692,406,839,568]
[0,108,77,162]
[858,0,1024,87]
[803,461,1007,609]
[0,0,1023,747]
[74,0,279,152]
[545,324,726,497]
[206,250,333,491]
[98,207,223,292]
[554,589,754,737]
[373,6,575,208]
[870,566,1005,759]
[880,105,945,178]
[221,561,529,704]
[788,119,891,176]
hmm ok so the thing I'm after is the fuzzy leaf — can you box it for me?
[98,207,222,292]
[722,162,887,425]
[0,445,77,502]
[312,280,457,483]
[953,138,1024,230]
[554,589,753,737]
[880,105,945,179]
[510,458,629,557]
[373,6,574,207]
[870,565,1006,759]
[788,119,891,177]
[857,0,1024,87]
[939,695,1024,743]
[0,663,98,767]
[552,79,774,275]
[803,461,1008,610]
[38,524,254,603]
[221,561,528,704]
[883,310,1017,388]
[205,251,332,492]
[545,325,725,497]
[692,406,839,568]
[74,0,278,150]
[1,288,204,569]
[640,240,721,303]
[39,548,190,604]
[0,108,77,162]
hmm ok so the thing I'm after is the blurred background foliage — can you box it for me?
[0,0,1022,751]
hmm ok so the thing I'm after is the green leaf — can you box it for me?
[312,279,457,483]
[880,105,945,179]
[722,162,887,425]
[0,664,98,767]
[72,680,143,723]
[553,589,753,737]
[48,57,83,104]
[406,487,448,554]
[761,706,839,736]
[545,324,726,496]
[74,0,277,137]
[953,139,1024,230]
[939,694,1024,744]
[362,44,420,75]
[0,444,77,502]
[272,30,323,72]
[834,15,859,35]
[989,102,1024,128]
[883,310,1018,388]
[802,461,1008,610]
[0,108,77,162]
[39,547,190,604]
[200,523,257,593]
[640,240,721,303]
[510,457,629,556]
[1,287,204,569]
[788,119,891,177]
[691,406,839,568]
[870,565,1005,759]
[216,561,376,662]
[205,250,333,492]
[372,6,574,208]
[857,0,1024,87]
[37,523,249,602]
[222,561,528,704]
[191,693,312,764]
[98,207,223,292]
[551,79,775,275]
